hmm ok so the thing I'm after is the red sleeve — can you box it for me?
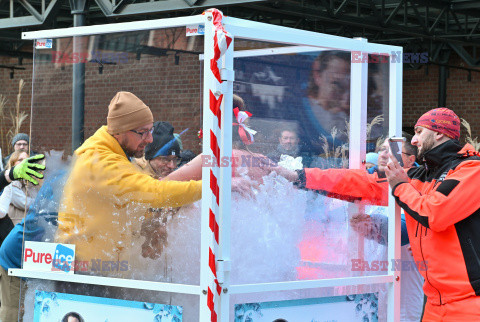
[393,160,480,231]
[304,168,389,206]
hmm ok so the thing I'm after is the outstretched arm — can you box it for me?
[163,154,202,182]
[0,154,46,189]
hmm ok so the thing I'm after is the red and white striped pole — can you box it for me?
[200,8,233,322]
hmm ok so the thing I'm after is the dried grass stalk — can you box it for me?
[461,118,472,137]
[461,118,480,151]
[320,134,330,159]
[0,95,6,152]
[4,79,29,154]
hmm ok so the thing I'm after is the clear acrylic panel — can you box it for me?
[22,27,204,283]
[229,41,391,284]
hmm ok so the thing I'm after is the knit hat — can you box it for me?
[107,92,153,134]
[415,108,460,140]
[366,152,378,166]
[144,121,181,160]
[11,133,29,147]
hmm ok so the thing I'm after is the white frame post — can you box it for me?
[348,38,369,297]
[349,38,368,170]
[387,49,403,322]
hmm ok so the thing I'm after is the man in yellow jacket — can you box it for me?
[56,92,202,276]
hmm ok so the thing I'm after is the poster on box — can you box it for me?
[33,291,182,322]
[234,293,378,322]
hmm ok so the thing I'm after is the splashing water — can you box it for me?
[21,152,387,321]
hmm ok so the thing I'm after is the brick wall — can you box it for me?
[1,43,480,157]
[403,54,480,143]
[0,31,204,155]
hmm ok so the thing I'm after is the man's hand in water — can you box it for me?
[350,213,374,237]
[140,212,168,260]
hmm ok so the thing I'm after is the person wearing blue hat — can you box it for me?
[134,121,182,179]
[365,152,379,171]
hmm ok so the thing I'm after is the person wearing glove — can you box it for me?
[0,154,45,189]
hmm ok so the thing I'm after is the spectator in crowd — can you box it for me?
[365,152,378,171]
[0,151,37,225]
[385,108,480,320]
[2,133,30,167]
[0,151,39,249]
[268,127,311,169]
[0,154,54,322]
[134,121,181,179]
[0,153,44,191]
[133,121,182,260]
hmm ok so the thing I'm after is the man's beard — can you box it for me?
[118,137,144,159]
[417,133,435,160]
[123,146,144,159]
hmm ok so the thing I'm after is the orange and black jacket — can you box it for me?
[393,140,480,305]
[297,140,480,305]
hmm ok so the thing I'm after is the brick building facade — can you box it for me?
[1,35,479,158]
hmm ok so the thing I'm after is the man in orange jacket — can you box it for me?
[274,134,422,321]
[385,108,480,320]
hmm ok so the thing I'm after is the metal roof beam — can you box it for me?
[451,1,480,11]
[0,0,59,29]
[242,1,480,46]
[94,0,265,17]
[17,0,42,21]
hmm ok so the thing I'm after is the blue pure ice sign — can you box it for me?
[35,39,53,49]
[186,24,205,36]
[53,244,75,273]
[23,241,76,274]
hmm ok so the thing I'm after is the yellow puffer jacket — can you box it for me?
[56,126,201,271]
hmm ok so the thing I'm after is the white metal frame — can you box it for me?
[18,12,403,322]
